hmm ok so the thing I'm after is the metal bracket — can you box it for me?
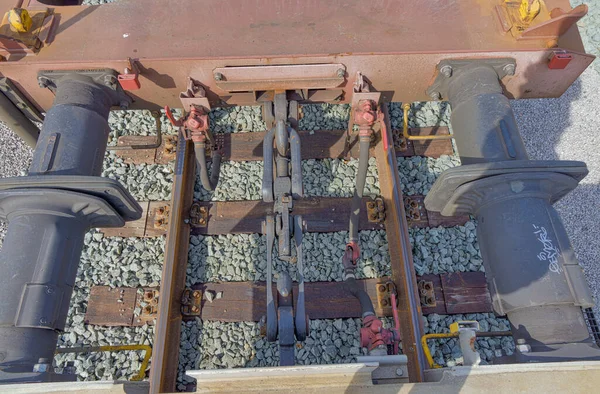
[366,197,386,223]
[212,64,346,92]
[38,69,124,93]
[495,2,587,41]
[189,202,208,227]
[118,58,141,91]
[404,196,426,222]
[418,280,436,307]
[136,288,159,324]
[376,281,394,314]
[180,289,202,317]
[153,204,170,231]
[0,77,44,123]
[107,111,162,151]
[426,58,517,101]
[179,77,211,111]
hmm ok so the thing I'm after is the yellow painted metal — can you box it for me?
[422,329,512,369]
[55,344,152,381]
[421,333,458,369]
[449,320,479,333]
[402,103,453,141]
[519,0,541,23]
[7,8,31,33]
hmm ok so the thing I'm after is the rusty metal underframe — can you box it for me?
[0,0,594,112]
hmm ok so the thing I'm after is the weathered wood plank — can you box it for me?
[85,273,491,327]
[395,127,453,158]
[441,272,493,314]
[85,286,137,326]
[113,135,177,165]
[99,195,469,238]
[100,201,149,238]
[111,127,453,164]
[190,197,384,236]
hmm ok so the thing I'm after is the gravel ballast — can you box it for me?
[410,221,483,276]
[53,231,164,380]
[187,230,390,286]
[195,158,380,201]
[397,155,460,196]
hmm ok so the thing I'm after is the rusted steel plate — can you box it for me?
[404,195,429,229]
[85,286,138,326]
[145,201,170,237]
[442,272,493,314]
[374,103,425,381]
[150,136,196,394]
[0,2,592,110]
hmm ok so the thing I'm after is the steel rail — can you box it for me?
[149,134,196,393]
[373,103,427,381]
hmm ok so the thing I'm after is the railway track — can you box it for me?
[52,103,518,390]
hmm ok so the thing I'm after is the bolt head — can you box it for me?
[503,64,516,76]
[440,65,453,78]
[395,368,404,376]
[214,72,224,81]
[33,363,51,373]
[429,91,441,101]
[37,77,49,89]
[337,68,345,78]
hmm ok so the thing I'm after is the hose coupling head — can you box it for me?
[165,104,210,143]
[361,315,401,355]
[342,241,360,272]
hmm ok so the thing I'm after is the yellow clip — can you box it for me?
[449,321,460,333]
[402,103,453,141]
[518,0,541,24]
[7,8,32,33]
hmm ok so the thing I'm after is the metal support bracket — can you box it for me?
[137,288,160,323]
[189,202,207,227]
[404,196,426,222]
[181,289,202,317]
[0,77,44,123]
[426,58,517,101]
[366,197,385,223]
[153,204,170,231]
[418,280,436,308]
